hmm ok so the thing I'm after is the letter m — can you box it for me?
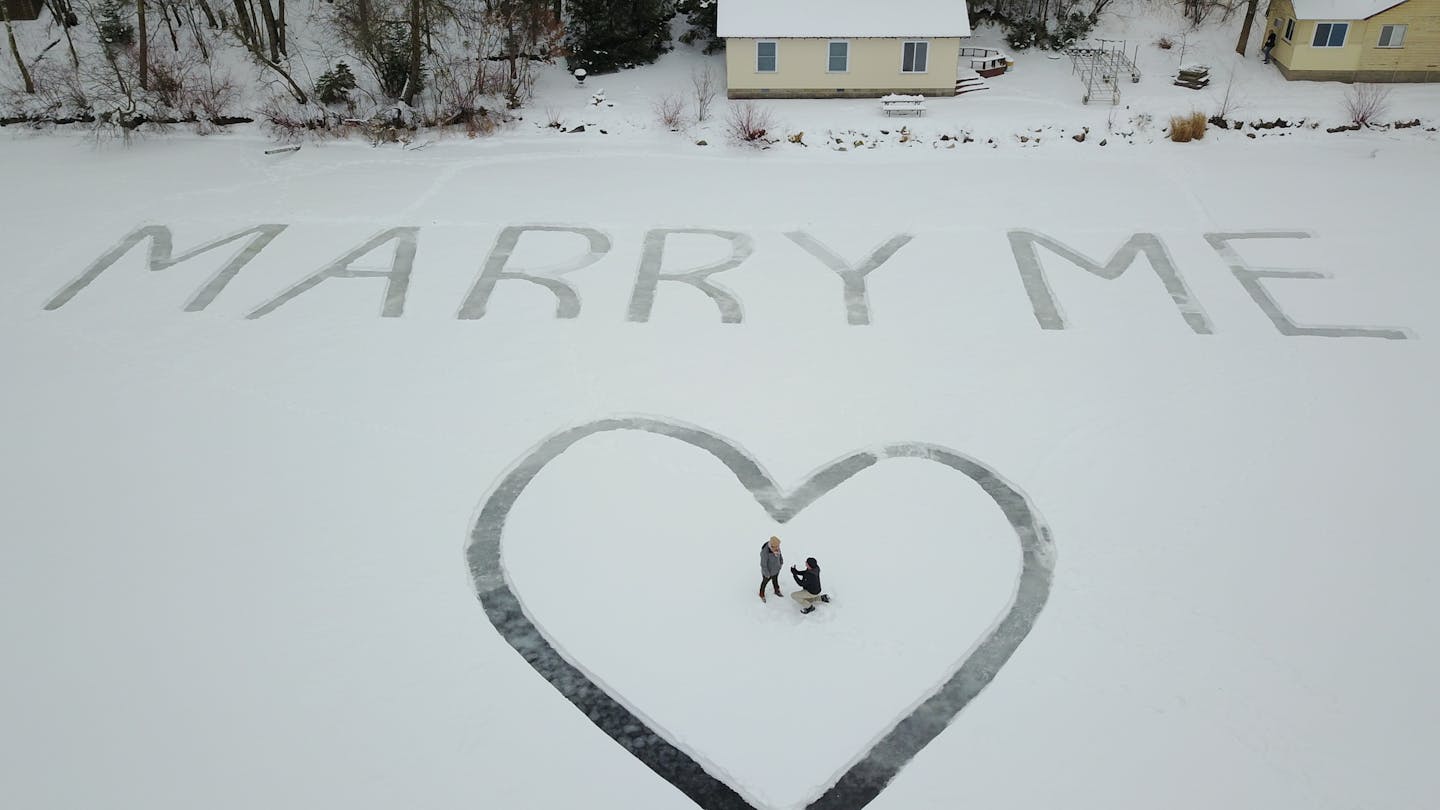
[44,224,287,311]
[1008,230,1213,334]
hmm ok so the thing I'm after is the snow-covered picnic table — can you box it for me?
[880,94,927,117]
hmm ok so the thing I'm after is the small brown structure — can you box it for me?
[3,0,45,22]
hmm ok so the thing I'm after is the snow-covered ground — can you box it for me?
[522,13,1440,152]
[1,125,1437,810]
[2,5,1439,810]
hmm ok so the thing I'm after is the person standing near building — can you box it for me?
[759,536,784,602]
[1263,30,1278,64]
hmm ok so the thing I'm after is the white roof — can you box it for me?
[1288,0,1406,19]
[717,0,972,38]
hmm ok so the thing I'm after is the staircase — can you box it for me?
[955,70,990,96]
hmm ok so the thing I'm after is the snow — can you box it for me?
[2,4,1440,810]
[717,0,972,39]
[1288,0,1407,20]
[1,127,1438,809]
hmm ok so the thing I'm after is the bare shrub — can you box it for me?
[1344,83,1390,125]
[543,106,564,128]
[424,52,498,127]
[193,67,240,123]
[258,94,327,141]
[1215,69,1244,118]
[1168,111,1208,142]
[147,53,194,113]
[691,65,718,122]
[653,92,685,130]
[726,102,775,146]
[1182,0,1243,27]
[1157,36,1175,49]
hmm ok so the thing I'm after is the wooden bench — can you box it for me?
[881,95,926,117]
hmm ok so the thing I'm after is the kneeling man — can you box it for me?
[790,557,830,614]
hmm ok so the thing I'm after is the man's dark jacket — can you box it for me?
[792,565,822,595]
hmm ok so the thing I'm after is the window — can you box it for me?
[828,41,849,72]
[1378,24,1406,47]
[1311,22,1348,48]
[756,41,777,73]
[902,41,929,73]
[1284,18,1295,41]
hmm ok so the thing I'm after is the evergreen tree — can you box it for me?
[565,0,673,74]
[316,62,359,105]
[676,0,720,53]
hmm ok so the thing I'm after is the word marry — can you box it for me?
[43,225,1413,339]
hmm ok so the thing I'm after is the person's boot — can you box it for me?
[773,587,783,597]
[801,605,817,615]
[759,590,767,602]
[820,594,831,603]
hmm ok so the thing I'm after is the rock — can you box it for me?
[1072,131,1086,142]
[568,125,585,133]
[695,139,708,146]
[1099,138,1107,146]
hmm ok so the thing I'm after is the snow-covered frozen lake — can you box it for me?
[1,134,1436,810]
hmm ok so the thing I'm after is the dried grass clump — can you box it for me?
[1168,111,1208,142]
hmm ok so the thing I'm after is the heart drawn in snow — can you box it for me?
[466,417,1055,810]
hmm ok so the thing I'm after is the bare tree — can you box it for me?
[2,0,35,93]
[1215,67,1244,118]
[403,0,420,104]
[1235,0,1259,55]
[135,0,149,88]
[256,0,282,61]
[228,0,307,102]
[690,64,717,121]
[484,0,562,106]
[45,0,81,67]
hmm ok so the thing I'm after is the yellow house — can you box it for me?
[718,0,971,98]
[1262,0,1440,81]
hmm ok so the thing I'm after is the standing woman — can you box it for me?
[759,536,784,602]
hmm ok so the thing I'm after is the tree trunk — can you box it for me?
[2,3,35,94]
[276,0,285,56]
[137,0,148,90]
[256,0,280,62]
[46,0,80,66]
[230,0,254,47]
[403,0,420,104]
[196,0,218,29]
[186,3,209,59]
[1236,0,1260,55]
[163,1,179,51]
[245,0,260,48]
[238,35,308,103]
